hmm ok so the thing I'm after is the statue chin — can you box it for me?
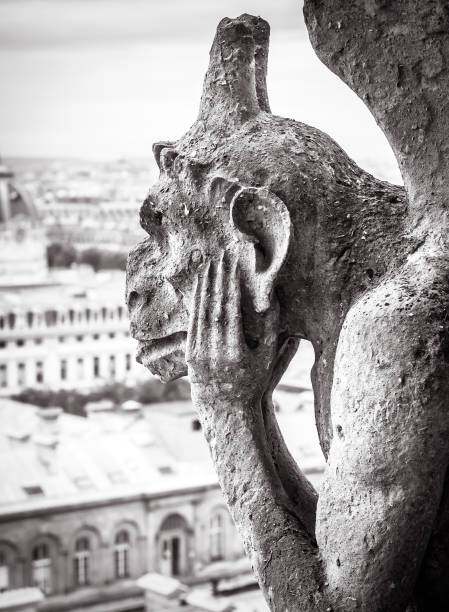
[136,335,188,382]
[144,353,188,382]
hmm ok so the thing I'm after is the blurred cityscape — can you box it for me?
[0,156,324,612]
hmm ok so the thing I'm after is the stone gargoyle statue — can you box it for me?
[127,11,449,612]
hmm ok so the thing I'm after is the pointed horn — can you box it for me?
[241,14,271,113]
[198,15,271,129]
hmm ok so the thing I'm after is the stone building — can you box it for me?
[0,399,244,611]
[39,198,145,250]
[0,159,147,396]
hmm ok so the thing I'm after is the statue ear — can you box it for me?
[230,186,291,313]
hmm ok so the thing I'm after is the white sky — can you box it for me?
[0,0,401,182]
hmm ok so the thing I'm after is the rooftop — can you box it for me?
[0,397,217,517]
[0,269,127,312]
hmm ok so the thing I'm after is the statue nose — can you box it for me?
[127,288,153,340]
[127,287,155,317]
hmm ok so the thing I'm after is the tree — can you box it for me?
[79,247,102,272]
[46,241,77,268]
[128,5,449,610]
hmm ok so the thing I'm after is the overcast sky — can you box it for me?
[0,0,401,182]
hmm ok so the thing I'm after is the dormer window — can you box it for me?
[23,485,44,496]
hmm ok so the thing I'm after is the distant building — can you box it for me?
[39,198,145,250]
[0,269,146,395]
[0,159,146,395]
[0,399,245,612]
[0,160,47,283]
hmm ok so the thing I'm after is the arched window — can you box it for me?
[73,537,90,586]
[158,514,189,577]
[32,543,52,594]
[209,511,226,561]
[0,550,9,592]
[114,531,130,579]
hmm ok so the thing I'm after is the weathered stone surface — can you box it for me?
[128,9,449,611]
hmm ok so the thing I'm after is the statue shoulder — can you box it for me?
[332,254,449,440]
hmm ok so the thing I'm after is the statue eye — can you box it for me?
[160,149,179,173]
[140,195,164,235]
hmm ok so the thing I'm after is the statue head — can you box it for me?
[127,14,403,382]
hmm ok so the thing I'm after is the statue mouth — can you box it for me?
[136,331,188,382]
[136,331,187,363]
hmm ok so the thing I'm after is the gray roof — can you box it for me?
[0,398,216,516]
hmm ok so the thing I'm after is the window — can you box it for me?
[32,543,52,594]
[76,335,83,342]
[158,465,174,475]
[125,354,131,372]
[58,336,65,343]
[0,551,9,592]
[114,531,130,579]
[36,361,44,384]
[73,537,90,586]
[210,512,226,561]
[0,341,5,349]
[44,310,57,327]
[16,339,24,347]
[93,334,99,340]
[109,355,116,379]
[0,365,6,388]
[109,332,115,339]
[17,363,26,387]
[23,485,44,496]
[93,357,100,378]
[60,359,67,381]
[7,313,16,329]
[77,358,84,379]
[27,312,34,328]
[35,338,42,345]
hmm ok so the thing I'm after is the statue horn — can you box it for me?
[198,14,271,130]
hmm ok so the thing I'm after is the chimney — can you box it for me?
[85,399,115,431]
[35,407,62,473]
[119,400,143,429]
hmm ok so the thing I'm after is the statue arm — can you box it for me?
[316,266,449,611]
[187,253,449,611]
[187,256,325,611]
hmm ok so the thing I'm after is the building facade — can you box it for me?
[0,400,244,611]
[0,160,147,396]
[39,199,145,249]
[0,270,146,396]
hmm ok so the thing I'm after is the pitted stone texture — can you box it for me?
[128,10,449,611]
